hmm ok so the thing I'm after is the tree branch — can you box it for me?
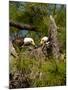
[10,20,37,31]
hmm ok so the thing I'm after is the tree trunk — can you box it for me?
[48,15,60,59]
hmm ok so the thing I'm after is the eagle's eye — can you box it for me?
[42,40,44,42]
[31,40,32,43]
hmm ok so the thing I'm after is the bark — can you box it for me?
[10,20,37,31]
[9,41,18,59]
[48,15,60,59]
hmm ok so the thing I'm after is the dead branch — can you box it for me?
[48,15,60,59]
[10,20,37,31]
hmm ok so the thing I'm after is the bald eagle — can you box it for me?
[12,37,35,51]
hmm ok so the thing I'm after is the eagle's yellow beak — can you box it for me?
[40,40,44,45]
[32,41,35,46]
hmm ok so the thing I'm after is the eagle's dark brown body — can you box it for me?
[12,37,24,52]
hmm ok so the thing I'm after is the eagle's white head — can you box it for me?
[40,36,48,45]
[24,37,35,46]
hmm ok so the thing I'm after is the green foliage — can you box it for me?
[10,48,66,87]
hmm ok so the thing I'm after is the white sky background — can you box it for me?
[0,0,68,90]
